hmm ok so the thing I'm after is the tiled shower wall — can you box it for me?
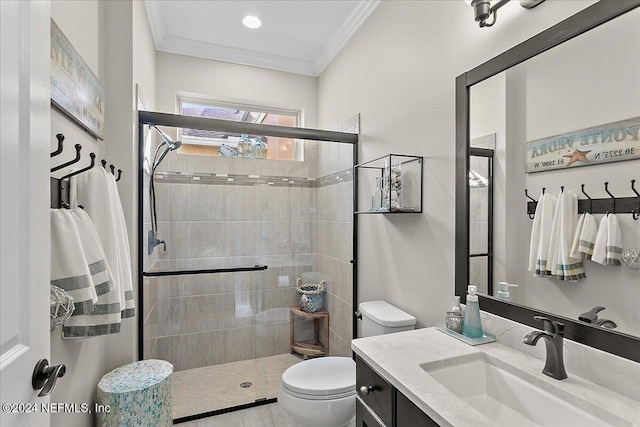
[143,141,354,371]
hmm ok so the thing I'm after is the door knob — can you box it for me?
[32,359,66,397]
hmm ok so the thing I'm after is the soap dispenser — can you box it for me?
[462,285,483,339]
[497,282,518,301]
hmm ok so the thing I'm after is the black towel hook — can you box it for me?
[51,134,64,158]
[524,189,537,220]
[101,159,107,169]
[116,169,123,182]
[109,164,115,175]
[604,182,615,214]
[560,186,564,193]
[631,179,639,220]
[59,153,96,181]
[542,187,546,194]
[580,184,593,214]
[51,144,82,173]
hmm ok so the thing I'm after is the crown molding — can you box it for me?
[157,36,318,76]
[314,0,381,75]
[145,0,381,76]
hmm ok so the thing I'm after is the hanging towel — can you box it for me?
[592,215,609,265]
[63,209,122,338]
[71,167,126,315]
[106,173,135,318]
[529,191,557,276]
[547,190,586,281]
[606,214,623,266]
[592,214,623,266]
[570,212,598,260]
[50,209,97,315]
[69,208,114,297]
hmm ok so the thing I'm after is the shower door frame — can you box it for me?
[136,110,359,422]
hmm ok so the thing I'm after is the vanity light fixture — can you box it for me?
[242,15,262,29]
[469,0,546,28]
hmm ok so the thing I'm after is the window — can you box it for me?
[177,97,303,161]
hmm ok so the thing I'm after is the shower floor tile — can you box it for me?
[172,353,302,420]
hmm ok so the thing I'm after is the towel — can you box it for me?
[63,208,122,338]
[570,212,598,260]
[529,191,557,276]
[547,190,586,281]
[71,167,134,319]
[592,214,623,266]
[106,173,135,318]
[69,208,114,298]
[50,209,97,315]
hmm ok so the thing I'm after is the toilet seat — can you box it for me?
[281,357,355,400]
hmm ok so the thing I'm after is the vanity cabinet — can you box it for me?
[356,356,440,427]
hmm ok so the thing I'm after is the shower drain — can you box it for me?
[239,382,253,388]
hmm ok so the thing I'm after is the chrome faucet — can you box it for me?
[523,316,567,380]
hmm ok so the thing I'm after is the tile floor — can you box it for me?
[172,353,302,420]
[178,402,296,427]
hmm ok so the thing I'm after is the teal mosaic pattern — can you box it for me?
[97,359,173,427]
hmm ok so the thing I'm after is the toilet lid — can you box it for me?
[282,357,355,397]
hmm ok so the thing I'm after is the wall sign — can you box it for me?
[51,19,105,140]
[525,117,640,173]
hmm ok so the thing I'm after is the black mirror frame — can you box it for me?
[455,0,640,363]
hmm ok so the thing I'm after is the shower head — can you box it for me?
[150,124,181,148]
[149,125,182,170]
[152,140,183,170]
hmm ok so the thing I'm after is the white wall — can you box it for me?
[50,2,106,427]
[317,0,598,329]
[50,1,157,426]
[155,53,318,128]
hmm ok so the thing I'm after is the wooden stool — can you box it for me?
[289,306,329,359]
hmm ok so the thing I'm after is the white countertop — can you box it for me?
[352,327,640,426]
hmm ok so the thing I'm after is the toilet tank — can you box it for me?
[359,301,416,337]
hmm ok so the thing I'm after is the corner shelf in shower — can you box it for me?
[290,306,329,359]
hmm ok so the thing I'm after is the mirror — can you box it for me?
[456,1,640,362]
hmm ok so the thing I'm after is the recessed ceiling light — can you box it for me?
[242,15,262,29]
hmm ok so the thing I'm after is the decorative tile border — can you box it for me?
[154,168,353,188]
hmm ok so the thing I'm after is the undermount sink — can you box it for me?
[421,352,631,427]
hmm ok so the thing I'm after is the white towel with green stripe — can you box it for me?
[63,208,122,338]
[106,173,135,318]
[529,191,557,276]
[570,212,598,260]
[50,209,97,315]
[547,190,586,281]
[69,209,114,298]
[592,214,623,266]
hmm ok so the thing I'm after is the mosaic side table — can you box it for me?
[97,359,173,427]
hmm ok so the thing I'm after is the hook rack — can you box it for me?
[632,179,639,220]
[580,184,593,214]
[604,182,616,214]
[50,134,124,208]
[524,189,537,219]
[51,144,82,173]
[526,181,639,220]
[50,134,65,158]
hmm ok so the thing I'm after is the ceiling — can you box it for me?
[143,0,381,77]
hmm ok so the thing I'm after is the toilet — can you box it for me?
[278,301,416,427]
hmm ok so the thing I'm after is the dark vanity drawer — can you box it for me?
[356,397,385,427]
[356,355,393,427]
[396,390,440,427]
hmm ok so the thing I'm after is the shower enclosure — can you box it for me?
[137,111,358,421]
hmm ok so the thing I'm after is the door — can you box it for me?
[1,1,51,426]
